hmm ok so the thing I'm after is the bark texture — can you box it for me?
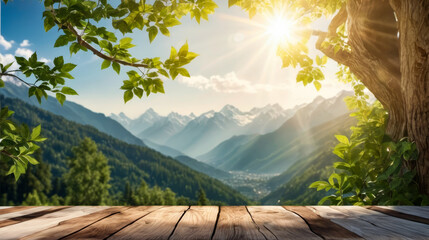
[316,0,429,194]
[390,0,429,195]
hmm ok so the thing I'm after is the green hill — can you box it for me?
[0,81,144,146]
[261,115,355,205]
[1,95,249,205]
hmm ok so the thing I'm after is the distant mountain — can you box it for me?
[165,103,297,157]
[110,108,163,136]
[143,138,185,158]
[1,81,144,146]
[261,116,355,205]
[142,140,230,180]
[137,112,195,144]
[199,91,353,173]
[1,95,249,205]
[175,155,231,180]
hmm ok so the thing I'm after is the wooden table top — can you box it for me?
[0,205,429,239]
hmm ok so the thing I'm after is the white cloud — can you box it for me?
[40,57,51,64]
[15,48,34,59]
[20,40,30,47]
[0,35,14,50]
[179,72,290,93]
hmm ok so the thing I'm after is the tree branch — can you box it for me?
[66,24,149,68]
[0,73,34,87]
[313,6,351,65]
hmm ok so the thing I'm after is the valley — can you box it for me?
[1,80,354,204]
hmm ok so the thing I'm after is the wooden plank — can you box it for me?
[332,206,429,239]
[284,206,362,240]
[248,206,321,240]
[0,206,107,240]
[0,206,52,221]
[109,206,188,240]
[21,207,128,240]
[0,206,68,228]
[212,206,266,240]
[375,206,429,221]
[0,206,33,215]
[64,206,162,240]
[0,207,11,210]
[311,206,407,239]
[170,206,218,240]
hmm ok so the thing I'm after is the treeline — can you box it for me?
[1,138,211,206]
[0,95,248,205]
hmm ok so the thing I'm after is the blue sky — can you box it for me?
[1,0,350,117]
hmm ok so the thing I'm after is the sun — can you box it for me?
[265,13,297,45]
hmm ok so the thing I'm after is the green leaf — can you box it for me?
[335,135,350,145]
[148,26,158,43]
[101,60,111,70]
[124,90,133,103]
[133,87,144,98]
[24,155,39,165]
[178,42,188,57]
[314,81,321,91]
[112,62,120,74]
[159,26,170,37]
[54,35,70,47]
[56,93,66,105]
[54,56,64,68]
[163,18,181,27]
[0,79,4,88]
[61,63,77,72]
[61,86,78,95]
[228,0,239,7]
[316,56,323,66]
[31,125,41,140]
[177,68,190,77]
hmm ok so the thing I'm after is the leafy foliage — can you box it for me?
[228,0,346,91]
[0,106,46,180]
[0,0,217,178]
[310,94,428,205]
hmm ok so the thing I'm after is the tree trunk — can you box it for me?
[317,0,429,195]
[390,0,429,195]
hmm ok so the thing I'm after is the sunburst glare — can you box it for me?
[265,12,297,45]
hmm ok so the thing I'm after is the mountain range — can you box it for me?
[1,94,249,204]
[198,91,353,174]
[111,103,300,157]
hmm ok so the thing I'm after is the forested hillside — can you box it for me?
[261,115,355,204]
[0,95,249,205]
[0,81,144,146]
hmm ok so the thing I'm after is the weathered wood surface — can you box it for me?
[170,206,218,240]
[0,206,428,239]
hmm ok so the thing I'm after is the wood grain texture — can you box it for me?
[284,206,362,240]
[212,206,266,240]
[0,206,68,228]
[62,206,160,240]
[248,206,321,240]
[332,206,429,239]
[21,207,128,240]
[310,206,407,240]
[109,206,188,240]
[169,206,218,240]
[0,206,52,221]
[0,206,107,240]
[0,206,33,215]
[373,206,429,221]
